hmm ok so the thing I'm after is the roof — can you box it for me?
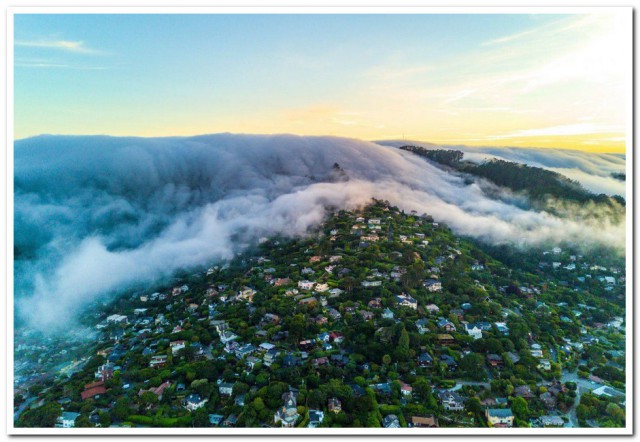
[487,408,513,418]
[61,412,80,421]
[411,415,438,427]
[81,385,106,400]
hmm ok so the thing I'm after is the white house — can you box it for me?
[184,394,208,411]
[298,280,316,290]
[396,294,418,310]
[57,412,80,428]
[486,408,514,427]
[218,383,234,396]
[464,323,483,340]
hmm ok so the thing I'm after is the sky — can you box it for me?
[13,11,630,153]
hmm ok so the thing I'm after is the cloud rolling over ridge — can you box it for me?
[14,134,625,332]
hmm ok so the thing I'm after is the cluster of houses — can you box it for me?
[24,204,624,431]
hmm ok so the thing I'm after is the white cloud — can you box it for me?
[486,123,624,140]
[15,134,625,333]
[15,39,101,54]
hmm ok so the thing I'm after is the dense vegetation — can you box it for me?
[397,146,625,210]
[14,200,626,430]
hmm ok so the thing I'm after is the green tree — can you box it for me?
[17,402,61,427]
[511,396,529,421]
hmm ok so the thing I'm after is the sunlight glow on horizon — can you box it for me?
[13,12,630,153]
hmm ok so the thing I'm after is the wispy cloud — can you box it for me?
[481,27,540,46]
[15,61,107,70]
[487,123,624,140]
[443,88,477,104]
[15,39,101,54]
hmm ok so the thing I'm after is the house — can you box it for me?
[438,391,465,411]
[471,262,485,271]
[530,349,544,358]
[539,416,565,427]
[539,392,557,409]
[224,340,240,354]
[170,340,186,355]
[273,278,290,287]
[299,297,318,307]
[274,391,300,427]
[486,354,504,368]
[223,414,238,427]
[259,342,276,352]
[396,293,418,310]
[359,310,374,321]
[308,410,325,428]
[400,382,413,396]
[313,315,328,325]
[106,314,128,325]
[418,352,433,367]
[298,280,316,290]
[311,357,329,368]
[439,354,457,371]
[437,317,456,332]
[282,354,301,367]
[423,279,443,292]
[219,383,234,396]
[383,414,400,428]
[361,280,382,288]
[329,331,344,343]
[331,353,349,367]
[262,313,281,325]
[328,397,342,413]
[416,319,430,335]
[317,332,331,343]
[464,323,483,340]
[425,304,440,314]
[237,287,257,303]
[494,322,509,335]
[299,339,315,351]
[263,348,280,366]
[235,343,256,359]
[486,408,514,428]
[437,334,455,346]
[57,412,80,428]
[537,359,552,371]
[138,381,171,400]
[209,414,224,426]
[219,330,238,344]
[370,383,393,396]
[514,385,535,400]
[328,308,342,320]
[94,363,115,382]
[184,394,208,411]
[245,356,260,370]
[81,381,107,401]
[382,308,394,320]
[410,415,438,428]
[368,298,383,309]
[592,386,625,400]
[147,353,169,369]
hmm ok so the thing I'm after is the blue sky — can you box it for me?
[14,12,630,152]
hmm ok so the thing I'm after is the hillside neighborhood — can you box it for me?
[15,200,626,429]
